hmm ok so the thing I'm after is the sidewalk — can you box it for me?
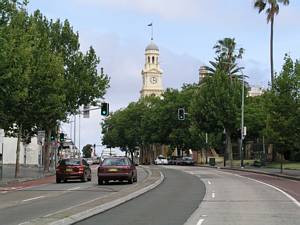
[0,164,54,186]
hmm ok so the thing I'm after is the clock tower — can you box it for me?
[140,41,163,97]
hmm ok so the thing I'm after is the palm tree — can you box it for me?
[204,38,244,80]
[254,0,289,87]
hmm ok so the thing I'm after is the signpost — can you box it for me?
[37,130,45,145]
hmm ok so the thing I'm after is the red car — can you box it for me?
[97,157,137,185]
[56,158,92,183]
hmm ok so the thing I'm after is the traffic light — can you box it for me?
[178,108,185,120]
[101,102,109,116]
[50,131,56,141]
[59,133,64,142]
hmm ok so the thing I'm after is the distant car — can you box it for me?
[178,157,195,166]
[168,156,180,165]
[97,157,137,185]
[56,158,92,183]
[154,155,168,165]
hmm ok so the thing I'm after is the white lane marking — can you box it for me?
[18,222,30,225]
[233,173,300,208]
[67,186,81,191]
[207,181,211,185]
[22,195,45,202]
[212,192,215,198]
[1,191,8,194]
[197,218,205,225]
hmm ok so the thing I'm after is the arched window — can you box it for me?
[152,56,155,64]
[148,56,150,63]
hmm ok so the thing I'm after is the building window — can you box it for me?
[148,56,150,63]
[152,56,155,64]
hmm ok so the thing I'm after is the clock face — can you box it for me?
[150,76,157,84]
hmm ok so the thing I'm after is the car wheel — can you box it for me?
[63,179,68,183]
[98,178,103,185]
[134,176,137,183]
[128,175,134,184]
[56,177,61,183]
[87,177,92,182]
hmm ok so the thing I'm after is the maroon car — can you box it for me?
[97,157,137,185]
[56,158,92,183]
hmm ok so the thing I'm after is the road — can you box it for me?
[75,167,206,225]
[0,166,148,225]
[76,166,300,225]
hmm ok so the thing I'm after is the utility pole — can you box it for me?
[240,70,245,168]
[205,132,208,164]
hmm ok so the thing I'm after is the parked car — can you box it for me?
[154,155,168,165]
[97,157,137,185]
[56,158,92,183]
[168,156,180,165]
[177,156,195,166]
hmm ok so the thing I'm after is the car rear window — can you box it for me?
[60,159,81,166]
[102,158,129,166]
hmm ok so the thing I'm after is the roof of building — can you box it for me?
[145,41,159,51]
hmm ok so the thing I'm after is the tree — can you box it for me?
[203,38,244,79]
[190,70,244,167]
[254,0,289,86]
[0,4,36,177]
[82,144,93,158]
[264,55,300,167]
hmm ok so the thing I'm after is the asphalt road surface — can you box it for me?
[75,168,206,225]
[76,166,300,225]
[0,166,147,225]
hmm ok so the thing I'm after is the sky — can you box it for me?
[27,0,300,155]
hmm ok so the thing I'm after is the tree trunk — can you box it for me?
[270,17,274,87]
[226,131,233,168]
[15,125,22,178]
[43,128,51,173]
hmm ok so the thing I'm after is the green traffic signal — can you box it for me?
[59,133,64,142]
[178,108,185,120]
[101,103,109,116]
[50,131,56,141]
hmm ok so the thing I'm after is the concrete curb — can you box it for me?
[197,165,300,181]
[39,166,164,225]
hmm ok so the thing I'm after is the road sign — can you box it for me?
[37,130,45,145]
[83,105,90,118]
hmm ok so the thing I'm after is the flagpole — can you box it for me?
[151,23,153,40]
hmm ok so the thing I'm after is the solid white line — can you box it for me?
[1,191,8,194]
[197,219,205,225]
[22,195,45,202]
[212,192,215,198]
[67,187,81,191]
[207,181,211,185]
[233,173,300,208]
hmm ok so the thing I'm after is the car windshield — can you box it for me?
[158,156,166,159]
[61,159,81,166]
[102,158,129,166]
[183,157,192,160]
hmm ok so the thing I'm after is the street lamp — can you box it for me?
[240,69,245,168]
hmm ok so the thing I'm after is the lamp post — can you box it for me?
[240,69,245,168]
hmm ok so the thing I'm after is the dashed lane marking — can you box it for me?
[67,186,81,191]
[197,218,205,225]
[22,195,45,202]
